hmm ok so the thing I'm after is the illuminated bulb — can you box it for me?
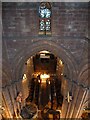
[38,79,41,83]
[22,74,27,83]
[23,74,27,79]
[60,60,63,65]
[61,73,63,76]
[48,81,50,85]
[39,50,50,53]
[40,74,50,79]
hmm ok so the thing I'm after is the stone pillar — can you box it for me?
[2,88,13,118]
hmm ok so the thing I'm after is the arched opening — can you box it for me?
[11,41,78,119]
[2,39,78,119]
[13,40,77,82]
[20,50,64,119]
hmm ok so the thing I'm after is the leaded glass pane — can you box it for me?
[40,20,45,31]
[39,2,51,18]
[39,8,51,18]
[39,9,45,18]
[46,20,51,31]
[45,8,51,18]
[39,2,51,34]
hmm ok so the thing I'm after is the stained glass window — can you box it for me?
[39,2,51,35]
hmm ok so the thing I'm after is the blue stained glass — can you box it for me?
[39,8,51,18]
[39,3,51,18]
[39,9,45,18]
[45,8,51,18]
[39,2,51,33]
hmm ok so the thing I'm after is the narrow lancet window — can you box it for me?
[39,2,51,35]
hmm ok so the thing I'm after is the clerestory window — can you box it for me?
[39,2,51,35]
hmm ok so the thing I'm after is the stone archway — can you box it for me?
[2,39,89,118]
[10,40,79,118]
[12,40,78,82]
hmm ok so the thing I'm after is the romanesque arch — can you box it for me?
[12,40,78,82]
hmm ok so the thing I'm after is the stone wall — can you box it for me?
[2,2,88,69]
[2,2,89,118]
